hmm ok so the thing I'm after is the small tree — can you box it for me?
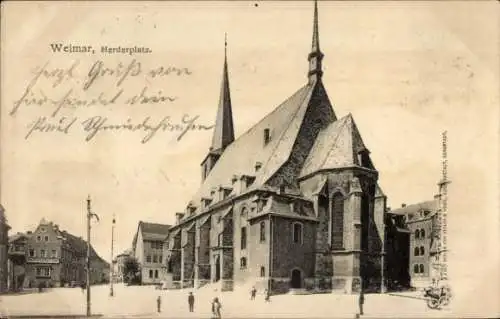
[123,256,141,285]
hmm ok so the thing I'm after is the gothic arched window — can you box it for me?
[415,229,420,239]
[331,193,344,249]
[260,266,265,277]
[414,247,420,256]
[420,246,425,256]
[420,229,426,239]
[419,264,425,273]
[413,264,419,274]
[292,223,303,244]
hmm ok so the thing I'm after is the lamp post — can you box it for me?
[86,195,100,317]
[110,214,115,297]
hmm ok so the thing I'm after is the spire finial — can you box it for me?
[312,0,319,52]
[308,0,324,83]
[224,32,228,57]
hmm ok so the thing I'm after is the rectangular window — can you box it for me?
[260,222,266,243]
[158,242,163,250]
[29,249,35,257]
[36,267,51,278]
[40,249,46,258]
[51,250,57,258]
[241,227,247,250]
[292,223,303,244]
[153,255,158,263]
[36,236,41,242]
[44,236,49,242]
[331,193,344,249]
[146,255,151,263]
[149,270,153,278]
[154,269,159,278]
[159,255,163,264]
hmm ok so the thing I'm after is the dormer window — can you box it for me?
[279,184,286,194]
[223,188,232,199]
[255,162,262,172]
[231,175,238,185]
[264,128,271,145]
[201,198,212,209]
[357,149,372,168]
[187,203,196,215]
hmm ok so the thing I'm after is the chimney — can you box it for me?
[175,213,185,224]
[401,203,406,208]
[263,128,270,145]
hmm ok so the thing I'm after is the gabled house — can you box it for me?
[132,221,171,284]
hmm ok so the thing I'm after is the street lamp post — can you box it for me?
[86,195,100,317]
[110,214,115,297]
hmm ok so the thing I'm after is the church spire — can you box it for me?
[308,0,324,83]
[211,33,235,152]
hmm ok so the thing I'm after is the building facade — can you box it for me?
[23,218,109,288]
[7,232,29,291]
[113,250,132,282]
[132,221,171,285]
[0,205,10,293]
[164,0,388,295]
[389,200,440,288]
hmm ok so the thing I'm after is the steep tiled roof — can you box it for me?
[139,221,171,241]
[389,200,437,216]
[300,113,370,178]
[62,231,100,259]
[8,232,28,243]
[186,82,317,217]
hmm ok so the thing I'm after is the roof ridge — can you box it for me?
[312,115,351,175]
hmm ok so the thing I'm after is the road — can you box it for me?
[0,283,453,318]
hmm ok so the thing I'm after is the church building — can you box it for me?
[165,0,387,294]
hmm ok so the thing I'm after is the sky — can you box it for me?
[1,1,499,310]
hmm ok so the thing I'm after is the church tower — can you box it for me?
[308,0,324,84]
[201,35,235,182]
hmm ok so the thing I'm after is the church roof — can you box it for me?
[185,82,317,218]
[300,113,369,178]
[389,200,437,216]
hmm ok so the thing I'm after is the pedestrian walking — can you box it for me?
[358,289,365,316]
[188,291,195,312]
[212,297,222,319]
[157,295,162,313]
[250,286,257,300]
[264,289,270,302]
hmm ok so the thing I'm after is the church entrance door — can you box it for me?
[291,269,302,289]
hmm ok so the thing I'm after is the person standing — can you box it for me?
[264,289,270,302]
[212,297,222,319]
[250,286,257,300]
[157,295,162,313]
[188,292,195,312]
[358,289,365,316]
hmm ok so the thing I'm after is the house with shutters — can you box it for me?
[132,221,171,285]
[165,0,389,294]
